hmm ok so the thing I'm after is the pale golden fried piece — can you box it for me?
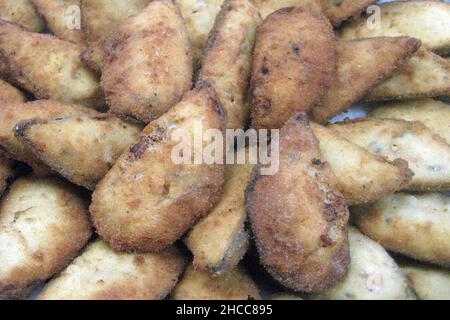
[80,0,151,71]
[0,100,97,175]
[0,0,45,32]
[251,7,335,129]
[198,0,261,129]
[91,82,225,253]
[313,227,413,300]
[320,0,375,26]
[15,115,143,190]
[332,118,450,191]
[401,262,450,300]
[0,30,104,109]
[369,99,450,145]
[353,192,450,268]
[0,19,25,79]
[38,240,186,300]
[311,37,421,123]
[32,0,85,45]
[177,0,224,68]
[185,147,254,275]
[367,46,450,101]
[0,176,92,299]
[0,156,15,195]
[102,0,193,123]
[311,123,412,205]
[251,0,322,19]
[339,1,450,55]
[247,113,349,292]
[172,265,260,300]
[0,79,26,104]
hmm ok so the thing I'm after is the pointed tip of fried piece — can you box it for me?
[321,0,376,27]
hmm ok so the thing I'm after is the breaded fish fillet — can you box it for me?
[250,7,335,129]
[198,0,261,129]
[0,176,92,299]
[102,0,193,122]
[247,113,349,292]
[0,0,45,32]
[15,115,143,190]
[38,240,186,300]
[91,82,225,253]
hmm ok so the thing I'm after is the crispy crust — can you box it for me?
[198,0,262,129]
[320,0,376,27]
[246,113,350,292]
[0,79,26,104]
[15,115,143,190]
[250,7,335,129]
[0,176,92,299]
[0,0,45,32]
[101,0,193,123]
[311,37,421,123]
[90,82,225,252]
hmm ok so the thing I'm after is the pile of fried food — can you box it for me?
[0,0,448,300]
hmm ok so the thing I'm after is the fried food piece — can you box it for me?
[401,263,450,300]
[331,119,450,191]
[251,0,322,19]
[247,113,349,292]
[185,147,254,275]
[354,192,450,267]
[0,0,45,32]
[0,176,92,299]
[198,0,261,129]
[313,227,413,300]
[80,0,151,71]
[0,30,104,109]
[0,20,25,79]
[0,79,26,104]
[320,0,375,27]
[251,7,335,129]
[32,0,85,45]
[0,100,97,175]
[311,37,421,123]
[369,99,450,145]
[91,82,225,253]
[0,156,15,195]
[38,240,186,300]
[311,123,412,205]
[177,0,223,68]
[15,115,143,190]
[339,1,450,56]
[102,0,193,123]
[367,46,450,101]
[172,265,260,300]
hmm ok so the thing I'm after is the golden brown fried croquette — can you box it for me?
[176,0,224,68]
[0,176,92,299]
[80,0,151,71]
[38,240,186,300]
[339,1,450,56]
[90,82,225,253]
[185,147,254,275]
[0,79,26,104]
[250,7,335,129]
[171,265,260,300]
[0,156,15,195]
[369,98,450,145]
[251,0,322,19]
[311,123,412,205]
[247,113,349,292]
[331,118,450,191]
[32,0,85,45]
[366,46,450,102]
[15,115,143,190]
[102,0,193,123]
[401,262,450,300]
[0,0,45,32]
[0,100,98,176]
[320,0,375,27]
[0,29,104,110]
[198,0,261,129]
[311,37,421,124]
[353,192,450,268]
[312,227,413,300]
